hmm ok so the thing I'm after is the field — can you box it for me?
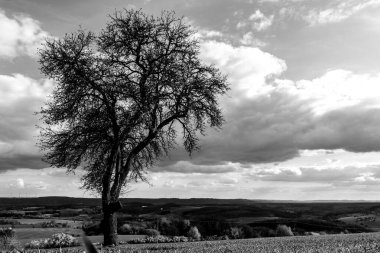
[3,198,380,252]
[338,214,380,231]
[12,228,144,246]
[14,228,82,245]
[22,232,380,253]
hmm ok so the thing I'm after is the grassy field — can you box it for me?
[339,214,380,231]
[6,219,80,225]
[14,227,83,245]
[22,232,380,253]
[14,227,144,246]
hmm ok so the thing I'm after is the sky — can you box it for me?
[1,0,380,200]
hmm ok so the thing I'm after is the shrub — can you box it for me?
[252,226,276,238]
[25,233,80,249]
[118,222,146,235]
[205,235,229,241]
[276,225,294,237]
[0,227,20,251]
[144,228,160,237]
[0,227,14,238]
[229,227,243,239]
[82,221,101,235]
[119,223,133,234]
[188,226,201,240]
[173,236,188,242]
[241,225,259,238]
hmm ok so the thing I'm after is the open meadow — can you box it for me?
[21,232,380,253]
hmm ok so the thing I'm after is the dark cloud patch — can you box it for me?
[0,154,48,172]
[152,161,236,174]
[160,90,311,165]
[299,106,380,152]
[158,90,380,168]
[249,165,380,186]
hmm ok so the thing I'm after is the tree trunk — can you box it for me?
[103,209,118,246]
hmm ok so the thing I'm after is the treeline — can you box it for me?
[83,216,295,240]
[83,216,371,240]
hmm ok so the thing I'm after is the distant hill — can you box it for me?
[0,197,274,208]
[0,196,379,209]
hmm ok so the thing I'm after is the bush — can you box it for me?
[205,235,229,241]
[229,227,243,239]
[0,227,14,238]
[119,223,133,234]
[25,233,80,249]
[0,227,20,251]
[276,225,294,237]
[188,226,201,240]
[82,221,101,235]
[118,223,147,235]
[144,228,160,237]
[173,236,188,242]
[252,226,276,238]
[128,235,188,244]
[241,225,259,238]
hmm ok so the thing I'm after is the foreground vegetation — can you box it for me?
[16,232,380,253]
[3,197,380,251]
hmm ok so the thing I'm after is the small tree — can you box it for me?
[275,225,294,237]
[187,226,201,240]
[38,9,228,246]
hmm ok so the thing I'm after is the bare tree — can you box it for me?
[38,9,228,246]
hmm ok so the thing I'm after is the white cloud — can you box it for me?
[354,172,378,183]
[0,74,53,171]
[16,178,24,188]
[240,32,266,47]
[200,40,286,98]
[247,164,380,185]
[305,0,380,26]
[0,168,83,197]
[276,69,380,115]
[237,9,274,31]
[249,10,274,31]
[196,29,223,39]
[0,74,52,106]
[0,9,50,59]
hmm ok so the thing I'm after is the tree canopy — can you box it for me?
[38,9,228,245]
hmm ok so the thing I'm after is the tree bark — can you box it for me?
[103,209,118,246]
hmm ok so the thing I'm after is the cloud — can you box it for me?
[305,0,380,26]
[280,70,380,115]
[247,165,380,187]
[195,29,224,40]
[166,41,380,167]
[240,32,266,47]
[16,178,25,188]
[2,26,380,180]
[218,177,239,186]
[200,41,286,98]
[0,74,53,172]
[298,107,380,152]
[249,10,274,31]
[0,168,83,197]
[153,161,237,174]
[0,9,50,59]
[237,9,274,31]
